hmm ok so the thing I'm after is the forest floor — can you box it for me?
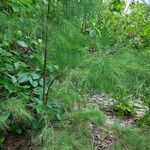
[3,94,148,150]
[4,132,33,150]
[88,94,148,150]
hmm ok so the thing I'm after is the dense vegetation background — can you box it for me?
[0,0,150,149]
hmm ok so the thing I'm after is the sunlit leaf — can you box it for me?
[17,41,28,48]
[11,76,17,83]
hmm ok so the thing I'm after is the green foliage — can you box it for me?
[113,126,150,150]
[0,0,150,149]
[35,126,93,150]
[1,97,32,120]
[31,97,65,121]
[114,94,136,116]
[0,135,5,149]
[139,111,150,125]
[65,109,106,125]
[0,112,9,130]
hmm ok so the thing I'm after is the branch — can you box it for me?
[45,75,61,109]
[42,0,51,109]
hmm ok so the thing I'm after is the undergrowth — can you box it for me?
[0,0,150,149]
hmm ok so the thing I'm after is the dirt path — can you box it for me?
[87,93,148,150]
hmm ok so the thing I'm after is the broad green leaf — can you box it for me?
[14,62,20,70]
[32,81,38,87]
[16,30,22,37]
[31,72,40,80]
[38,39,42,43]
[34,87,43,95]
[11,76,17,83]
[20,62,27,68]
[28,76,33,84]
[17,41,28,48]
[39,78,44,86]
[35,104,44,114]
[43,0,48,5]
[5,64,14,72]
[11,4,20,12]
[17,73,29,83]
[0,79,18,93]
[5,84,18,93]
[29,76,38,87]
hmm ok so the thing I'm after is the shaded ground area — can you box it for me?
[88,124,115,150]
[3,94,148,150]
[4,132,34,150]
